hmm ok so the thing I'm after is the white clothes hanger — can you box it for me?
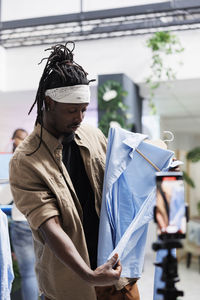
[163,131,174,143]
[135,131,175,171]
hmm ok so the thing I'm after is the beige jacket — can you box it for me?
[9,123,107,300]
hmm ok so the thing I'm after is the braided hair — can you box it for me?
[27,41,91,155]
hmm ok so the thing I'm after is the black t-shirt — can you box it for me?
[62,133,99,269]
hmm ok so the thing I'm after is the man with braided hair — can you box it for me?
[9,42,139,300]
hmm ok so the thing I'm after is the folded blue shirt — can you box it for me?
[97,127,175,297]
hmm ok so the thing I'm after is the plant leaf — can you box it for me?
[183,171,195,188]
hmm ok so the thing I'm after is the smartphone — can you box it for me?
[154,172,186,239]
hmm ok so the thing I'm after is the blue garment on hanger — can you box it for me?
[0,209,14,300]
[97,127,174,280]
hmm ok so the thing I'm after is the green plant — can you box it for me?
[146,31,184,114]
[184,147,200,188]
[11,258,21,294]
[197,201,200,215]
[98,80,130,136]
[186,147,200,163]
[182,170,195,188]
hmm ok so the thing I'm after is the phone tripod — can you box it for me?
[153,238,184,300]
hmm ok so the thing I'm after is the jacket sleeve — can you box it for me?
[9,154,59,230]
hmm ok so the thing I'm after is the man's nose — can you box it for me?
[74,111,84,123]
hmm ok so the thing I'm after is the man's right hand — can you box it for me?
[88,254,122,286]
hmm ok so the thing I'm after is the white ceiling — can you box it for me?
[139,78,200,134]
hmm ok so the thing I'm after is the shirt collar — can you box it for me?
[123,133,148,150]
[74,130,81,141]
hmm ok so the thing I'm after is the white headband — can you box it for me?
[45,85,90,104]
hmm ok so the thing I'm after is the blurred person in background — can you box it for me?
[9,128,39,300]
[11,129,28,152]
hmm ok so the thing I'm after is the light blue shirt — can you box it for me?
[0,209,14,300]
[97,127,174,286]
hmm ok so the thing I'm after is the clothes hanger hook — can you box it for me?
[163,131,174,143]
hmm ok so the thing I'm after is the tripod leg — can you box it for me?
[186,252,191,268]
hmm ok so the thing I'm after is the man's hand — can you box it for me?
[89,254,122,286]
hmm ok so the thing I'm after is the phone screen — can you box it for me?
[155,172,186,239]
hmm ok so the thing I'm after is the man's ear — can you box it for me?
[44,96,56,111]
